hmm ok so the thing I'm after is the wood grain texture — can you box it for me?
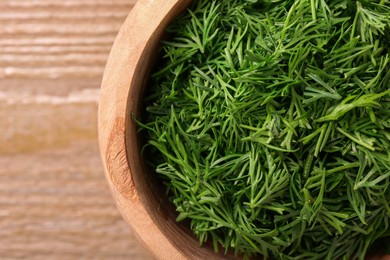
[0,0,152,259]
[0,0,137,79]
[0,141,151,260]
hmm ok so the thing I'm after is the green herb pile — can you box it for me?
[139,0,390,259]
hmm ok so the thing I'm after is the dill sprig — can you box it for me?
[139,0,390,259]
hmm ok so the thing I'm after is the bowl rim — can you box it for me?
[98,0,190,258]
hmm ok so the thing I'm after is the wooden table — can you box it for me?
[0,1,152,259]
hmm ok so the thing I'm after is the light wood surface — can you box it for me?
[0,0,152,259]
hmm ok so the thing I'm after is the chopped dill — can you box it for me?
[138,0,390,259]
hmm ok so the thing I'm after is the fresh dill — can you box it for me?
[139,0,390,259]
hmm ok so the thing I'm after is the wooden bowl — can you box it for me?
[98,0,390,259]
[98,0,232,259]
